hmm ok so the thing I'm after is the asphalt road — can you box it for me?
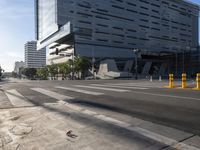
[1,78,200,136]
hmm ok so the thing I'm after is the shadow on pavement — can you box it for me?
[66,98,200,136]
[16,96,165,147]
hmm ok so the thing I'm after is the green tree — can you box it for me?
[47,64,58,80]
[37,67,48,80]
[74,56,91,79]
[58,62,71,80]
[0,66,2,80]
[12,71,17,78]
[21,68,37,79]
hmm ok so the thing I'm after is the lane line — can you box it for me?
[55,86,104,96]
[90,84,148,90]
[31,88,74,101]
[129,91,200,101]
[74,85,130,92]
[5,89,33,107]
[105,83,162,88]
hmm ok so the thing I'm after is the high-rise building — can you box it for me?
[35,0,199,75]
[25,41,46,68]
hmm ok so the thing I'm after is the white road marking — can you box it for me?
[81,109,98,116]
[63,103,199,150]
[5,89,33,107]
[90,84,148,90]
[55,86,104,96]
[31,88,74,101]
[129,91,200,101]
[105,83,162,88]
[95,114,130,128]
[74,85,130,92]
[127,127,199,150]
[172,142,200,150]
[65,103,83,111]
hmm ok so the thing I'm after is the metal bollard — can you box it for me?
[169,74,174,88]
[182,73,187,89]
[159,76,162,82]
[150,76,153,82]
[195,73,200,90]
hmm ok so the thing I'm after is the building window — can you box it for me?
[140,19,149,22]
[113,41,123,44]
[139,0,149,4]
[140,12,149,16]
[151,3,160,8]
[96,24,108,27]
[112,33,124,37]
[126,9,137,13]
[140,25,149,28]
[140,6,148,10]
[126,2,136,7]
[113,27,123,30]
[95,16,110,20]
[78,20,92,24]
[112,5,124,10]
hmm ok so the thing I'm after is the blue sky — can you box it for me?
[0,0,34,72]
[0,0,199,72]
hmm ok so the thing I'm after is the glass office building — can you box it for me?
[35,0,199,75]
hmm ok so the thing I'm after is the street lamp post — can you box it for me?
[175,52,178,76]
[182,49,185,73]
[92,47,96,80]
[72,50,75,80]
[133,49,140,80]
[72,32,76,80]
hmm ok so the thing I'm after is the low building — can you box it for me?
[14,61,25,74]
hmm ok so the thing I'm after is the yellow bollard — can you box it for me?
[194,73,200,90]
[182,73,187,89]
[169,74,174,88]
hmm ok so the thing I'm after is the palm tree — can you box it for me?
[47,64,58,80]
[37,66,48,80]
[68,59,75,80]
[74,56,91,79]
[58,62,71,80]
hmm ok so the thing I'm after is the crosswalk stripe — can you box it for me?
[74,85,130,92]
[55,86,104,96]
[31,88,74,101]
[90,84,148,90]
[5,89,33,107]
[105,83,162,88]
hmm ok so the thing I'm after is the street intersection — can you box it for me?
[0,79,200,150]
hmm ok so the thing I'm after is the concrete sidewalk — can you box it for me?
[0,101,200,150]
